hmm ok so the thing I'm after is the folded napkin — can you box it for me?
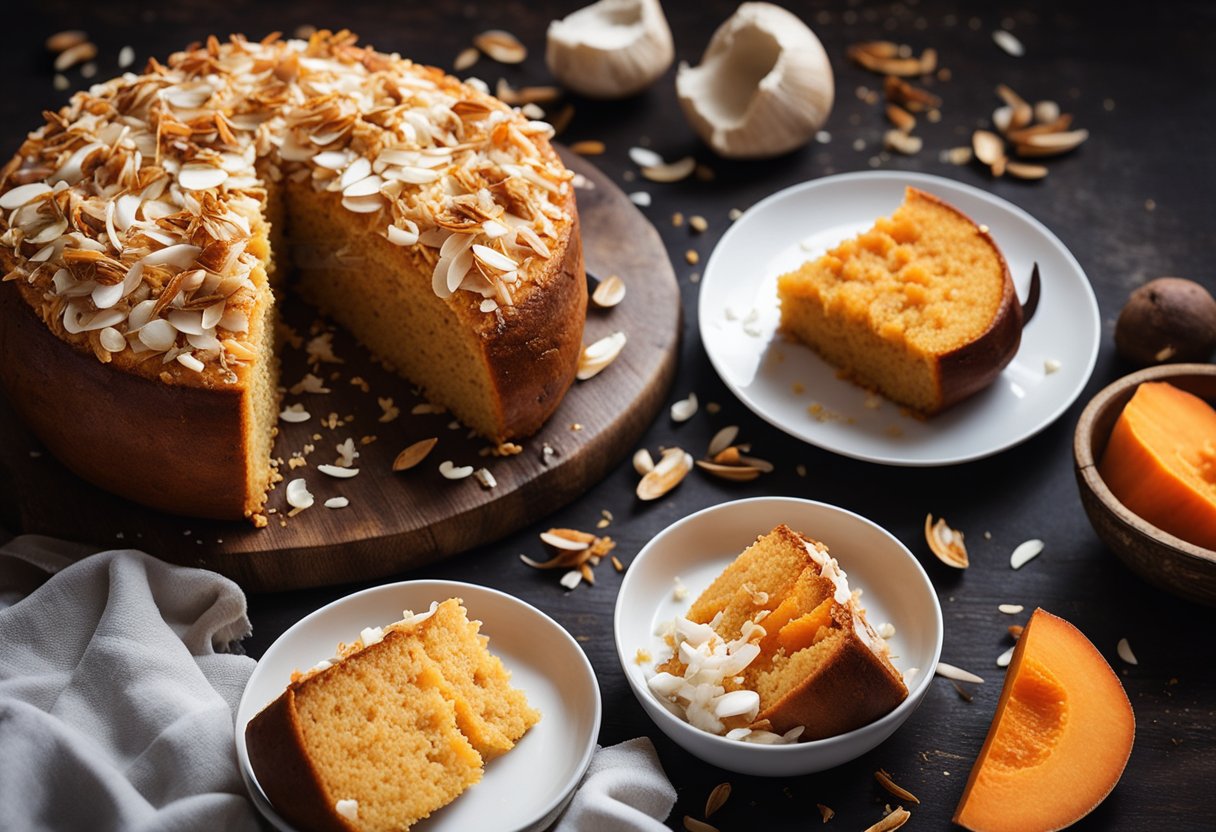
[0,535,260,832]
[554,737,678,832]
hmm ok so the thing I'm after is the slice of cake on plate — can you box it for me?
[650,524,907,742]
[777,187,1022,415]
[245,598,538,831]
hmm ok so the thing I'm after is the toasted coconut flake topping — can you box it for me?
[0,31,572,378]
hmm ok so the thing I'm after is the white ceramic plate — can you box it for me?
[615,497,943,776]
[698,170,1100,465]
[236,580,601,832]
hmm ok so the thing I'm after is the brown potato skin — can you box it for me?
[1115,277,1216,367]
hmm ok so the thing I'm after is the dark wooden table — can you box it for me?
[4,1,1213,829]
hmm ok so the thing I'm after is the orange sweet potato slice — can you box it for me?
[953,609,1134,832]
[1099,381,1216,550]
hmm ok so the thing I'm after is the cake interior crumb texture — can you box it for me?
[246,598,539,832]
[777,186,1011,413]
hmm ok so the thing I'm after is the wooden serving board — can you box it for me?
[0,151,680,591]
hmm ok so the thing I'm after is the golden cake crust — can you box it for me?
[0,281,258,519]
[245,688,353,832]
[912,189,1022,412]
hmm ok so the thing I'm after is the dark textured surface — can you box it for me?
[2,1,1214,829]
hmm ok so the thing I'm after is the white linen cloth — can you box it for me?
[0,535,260,832]
[554,737,678,832]
[0,534,676,831]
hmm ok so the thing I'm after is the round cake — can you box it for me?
[0,30,586,522]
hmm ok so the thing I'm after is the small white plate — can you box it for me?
[615,497,943,776]
[698,170,1100,465]
[236,580,601,832]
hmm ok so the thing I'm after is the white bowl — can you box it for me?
[614,497,943,776]
[237,580,601,832]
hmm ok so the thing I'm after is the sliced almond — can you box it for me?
[992,29,1025,57]
[520,548,591,570]
[705,782,731,818]
[393,437,439,471]
[591,274,625,308]
[671,392,698,422]
[1006,161,1049,180]
[641,156,697,183]
[1034,99,1061,124]
[1010,538,1044,569]
[885,103,916,133]
[713,446,743,465]
[874,769,920,805]
[559,569,583,590]
[683,818,719,832]
[944,146,973,165]
[736,455,774,472]
[993,105,1015,134]
[997,646,1016,667]
[925,514,968,568]
[1117,637,1138,665]
[1016,129,1089,157]
[633,448,655,475]
[540,529,594,551]
[577,331,627,380]
[1009,624,1024,640]
[637,448,693,500]
[972,130,1006,166]
[495,79,562,106]
[817,804,835,823]
[864,806,911,832]
[696,459,762,482]
[1005,114,1074,143]
[996,84,1033,129]
[569,140,606,156]
[935,662,984,684]
[884,130,922,155]
[453,47,479,71]
[53,41,97,71]
[474,30,527,64]
[46,30,88,53]
[998,603,1024,614]
[707,425,739,457]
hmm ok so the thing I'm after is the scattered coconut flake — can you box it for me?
[1044,358,1062,374]
[577,331,627,380]
[998,603,1024,614]
[411,403,447,415]
[628,191,652,207]
[285,478,314,510]
[289,373,331,394]
[474,468,497,488]
[629,147,664,168]
[474,29,527,64]
[876,622,896,639]
[279,403,311,423]
[633,448,655,475]
[1010,538,1044,569]
[996,646,1015,668]
[324,497,350,509]
[335,438,359,467]
[1117,637,1138,665]
[591,274,626,308]
[642,156,696,183]
[317,464,359,479]
[671,392,698,422]
[334,799,358,821]
[992,29,1025,56]
[118,45,135,68]
[672,576,688,601]
[560,569,583,590]
[935,662,984,684]
[439,460,474,479]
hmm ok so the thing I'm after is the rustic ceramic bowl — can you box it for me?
[614,496,942,776]
[1074,363,1216,605]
